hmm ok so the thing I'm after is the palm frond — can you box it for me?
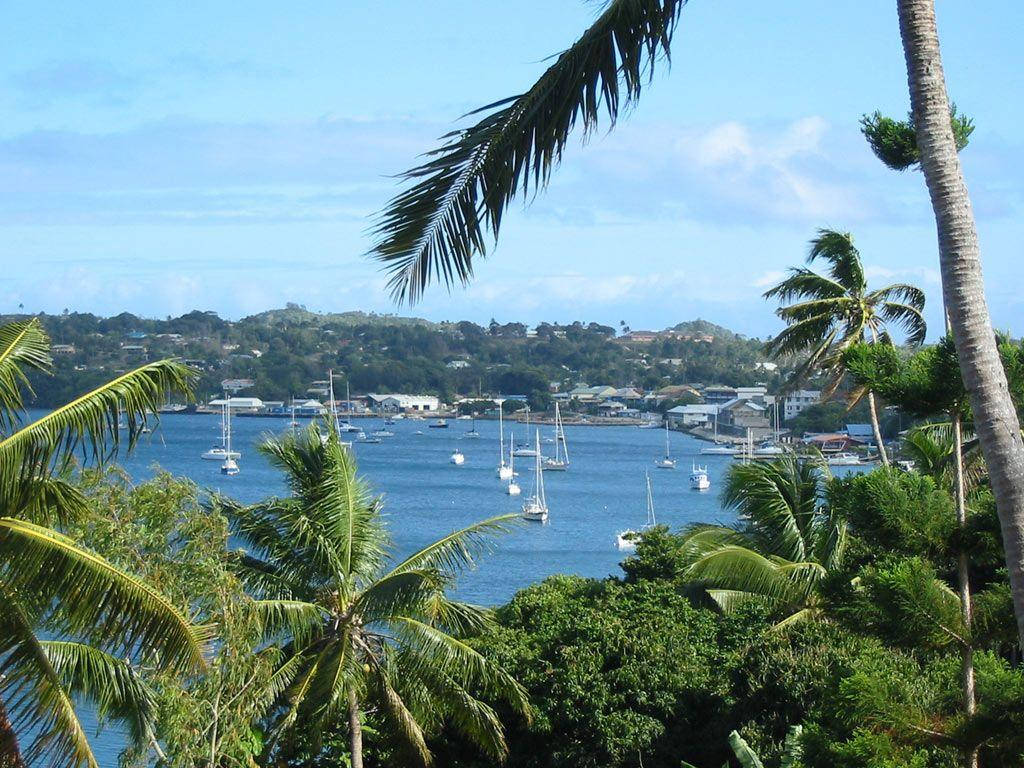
[684,545,824,608]
[722,458,824,563]
[369,0,687,302]
[40,640,158,752]
[877,301,927,346]
[0,517,210,672]
[389,616,529,717]
[373,658,433,767]
[257,431,387,583]
[250,599,325,646]
[383,513,519,582]
[0,319,51,430]
[762,268,847,303]
[807,229,865,295]
[355,569,445,624]
[0,587,97,768]
[0,359,195,480]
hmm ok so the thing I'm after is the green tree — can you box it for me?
[763,230,926,466]
[674,456,845,629]
[221,427,529,767]
[0,319,206,767]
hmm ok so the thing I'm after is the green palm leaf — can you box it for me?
[383,513,520,582]
[369,0,687,302]
[250,599,325,646]
[40,640,159,752]
[0,587,97,768]
[0,359,195,481]
[0,319,51,429]
[0,517,210,672]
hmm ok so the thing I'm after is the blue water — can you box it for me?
[113,414,740,605]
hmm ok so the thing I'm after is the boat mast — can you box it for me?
[534,430,545,507]
[664,420,671,459]
[558,403,569,464]
[224,398,232,456]
[498,401,505,463]
[646,471,655,526]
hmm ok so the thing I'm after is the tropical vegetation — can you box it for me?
[763,230,926,465]
[0,319,204,768]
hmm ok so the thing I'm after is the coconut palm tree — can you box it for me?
[675,456,844,630]
[220,427,529,768]
[897,0,1024,656]
[763,229,927,466]
[0,318,208,768]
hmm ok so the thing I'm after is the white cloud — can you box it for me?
[752,270,787,288]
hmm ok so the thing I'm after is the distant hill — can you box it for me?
[667,319,738,339]
[242,304,437,329]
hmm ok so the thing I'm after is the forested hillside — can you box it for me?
[10,307,778,407]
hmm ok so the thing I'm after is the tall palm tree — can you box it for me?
[897,0,1024,655]
[675,456,844,630]
[367,0,1024,653]
[763,229,926,466]
[0,319,208,768]
[221,427,530,768]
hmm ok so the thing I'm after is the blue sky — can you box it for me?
[1,1,1022,338]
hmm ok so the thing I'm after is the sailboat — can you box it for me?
[220,400,239,475]
[289,402,300,432]
[617,472,656,550]
[506,439,521,495]
[543,402,569,471]
[450,447,465,465]
[497,405,514,480]
[521,431,548,522]
[701,410,739,455]
[654,421,676,469]
[465,416,481,438]
[202,400,241,461]
[513,406,538,457]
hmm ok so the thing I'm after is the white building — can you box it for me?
[209,396,264,413]
[367,393,440,413]
[784,390,822,421]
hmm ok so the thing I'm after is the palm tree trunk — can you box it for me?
[952,412,978,768]
[0,700,26,768]
[897,0,1024,650]
[348,689,364,768]
[866,391,889,466]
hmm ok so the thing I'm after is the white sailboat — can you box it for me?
[465,416,481,438]
[220,400,239,475]
[543,402,569,471]
[202,400,241,461]
[513,406,538,457]
[521,431,548,522]
[701,410,739,454]
[450,447,465,465]
[617,472,656,550]
[506,439,521,495]
[654,421,676,469]
[497,405,514,480]
[690,463,710,490]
